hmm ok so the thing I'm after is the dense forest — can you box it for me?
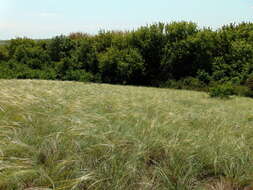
[1,21,253,96]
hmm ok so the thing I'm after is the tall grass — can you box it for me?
[1,80,253,190]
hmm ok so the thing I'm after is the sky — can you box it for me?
[1,0,253,40]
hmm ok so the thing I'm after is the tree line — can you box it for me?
[1,21,253,96]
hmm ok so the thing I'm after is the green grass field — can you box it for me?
[1,80,253,190]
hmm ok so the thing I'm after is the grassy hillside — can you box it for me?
[1,80,253,190]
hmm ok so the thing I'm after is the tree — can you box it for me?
[98,47,144,84]
[0,46,9,61]
[76,38,98,73]
[48,35,75,62]
[130,23,166,85]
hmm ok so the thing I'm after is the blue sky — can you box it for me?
[1,0,253,39]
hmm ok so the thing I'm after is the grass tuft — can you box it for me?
[1,79,253,189]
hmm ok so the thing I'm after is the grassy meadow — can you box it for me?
[1,80,253,190]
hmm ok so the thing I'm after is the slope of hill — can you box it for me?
[1,80,253,190]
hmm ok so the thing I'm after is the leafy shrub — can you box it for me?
[242,76,253,97]
[48,35,75,62]
[160,77,206,91]
[233,85,253,97]
[98,47,144,84]
[14,46,51,70]
[197,70,211,84]
[63,70,95,82]
[209,83,234,98]
[244,89,253,98]
[160,79,183,89]
[0,62,15,79]
[7,38,35,57]
[181,77,206,90]
[230,77,241,85]
[0,46,9,61]
[246,76,253,90]
[76,38,98,73]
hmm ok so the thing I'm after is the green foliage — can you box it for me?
[233,85,253,97]
[0,46,9,61]
[68,32,90,40]
[161,77,206,91]
[0,62,15,79]
[246,76,253,90]
[63,70,95,82]
[76,38,98,73]
[98,47,144,84]
[55,57,75,78]
[130,23,167,84]
[48,35,75,62]
[160,79,181,89]
[7,38,35,57]
[1,22,253,97]
[161,27,215,80]
[14,45,51,69]
[165,21,198,42]
[181,77,206,90]
[197,70,211,84]
[209,82,234,98]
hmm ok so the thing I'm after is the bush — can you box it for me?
[209,83,234,98]
[197,70,211,84]
[160,77,207,91]
[232,85,253,97]
[160,79,183,89]
[48,35,75,62]
[63,70,95,82]
[230,77,241,85]
[0,46,9,61]
[181,77,206,91]
[98,47,144,84]
[246,76,253,90]
[0,62,15,79]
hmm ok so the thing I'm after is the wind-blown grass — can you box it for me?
[1,80,253,190]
